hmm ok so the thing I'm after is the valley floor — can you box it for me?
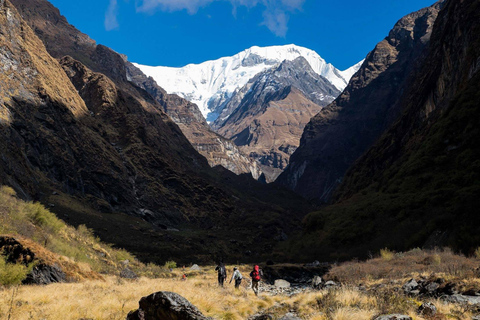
[1,254,479,320]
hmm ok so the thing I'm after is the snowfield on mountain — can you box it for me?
[134,44,362,122]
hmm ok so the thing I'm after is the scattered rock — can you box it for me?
[402,279,419,295]
[441,294,480,305]
[126,291,210,320]
[248,315,274,320]
[190,264,201,271]
[312,276,323,289]
[304,260,321,267]
[324,280,337,288]
[23,263,66,285]
[422,282,440,296]
[274,279,291,288]
[418,302,437,317]
[120,267,138,279]
[472,315,480,320]
[279,313,301,320]
[437,282,458,296]
[374,315,412,320]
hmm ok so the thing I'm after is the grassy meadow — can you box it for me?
[1,186,480,319]
[1,255,479,320]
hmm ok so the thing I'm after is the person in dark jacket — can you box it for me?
[215,262,227,287]
[229,267,242,289]
[249,265,263,296]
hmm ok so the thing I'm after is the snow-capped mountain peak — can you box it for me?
[134,44,360,122]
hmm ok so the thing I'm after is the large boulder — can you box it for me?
[402,279,419,295]
[126,291,210,320]
[418,302,437,317]
[190,264,201,271]
[374,315,412,320]
[274,279,291,288]
[248,315,273,320]
[23,263,66,285]
[312,276,323,289]
[279,313,301,320]
[120,267,138,279]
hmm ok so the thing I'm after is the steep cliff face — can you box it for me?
[277,2,443,202]
[284,0,480,260]
[0,0,223,224]
[215,57,339,182]
[125,62,261,178]
[0,0,312,263]
[10,0,259,179]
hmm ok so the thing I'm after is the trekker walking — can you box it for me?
[249,265,263,296]
[215,261,227,287]
[229,267,242,289]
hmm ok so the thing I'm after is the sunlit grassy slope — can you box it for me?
[1,185,479,319]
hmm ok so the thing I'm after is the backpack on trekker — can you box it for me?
[220,265,226,278]
[251,265,261,281]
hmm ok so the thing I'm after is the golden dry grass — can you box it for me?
[327,248,479,285]
[0,267,475,320]
[1,186,479,319]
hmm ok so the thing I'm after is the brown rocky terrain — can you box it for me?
[125,61,261,178]
[277,1,443,202]
[0,0,312,263]
[281,0,480,260]
[215,57,339,182]
[10,0,259,179]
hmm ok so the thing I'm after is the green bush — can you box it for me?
[25,202,63,233]
[380,248,395,261]
[164,260,177,269]
[0,256,28,287]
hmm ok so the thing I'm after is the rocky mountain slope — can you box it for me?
[282,0,480,260]
[124,62,261,178]
[214,57,340,182]
[1,0,312,263]
[277,1,443,202]
[10,0,260,178]
[135,44,359,122]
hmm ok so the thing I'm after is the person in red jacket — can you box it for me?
[249,265,263,296]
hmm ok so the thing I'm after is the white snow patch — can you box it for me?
[134,44,363,121]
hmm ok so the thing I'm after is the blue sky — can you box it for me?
[48,0,436,70]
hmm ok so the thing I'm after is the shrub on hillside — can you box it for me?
[164,260,177,269]
[0,255,29,287]
[475,247,480,259]
[25,202,63,233]
[0,186,16,197]
[380,248,395,261]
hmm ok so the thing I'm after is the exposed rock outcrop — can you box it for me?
[215,57,339,182]
[125,62,261,178]
[287,0,480,260]
[277,2,443,201]
[374,315,412,320]
[1,0,312,264]
[10,0,260,180]
[0,235,100,284]
[126,291,210,320]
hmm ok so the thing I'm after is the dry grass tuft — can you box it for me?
[328,248,478,284]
